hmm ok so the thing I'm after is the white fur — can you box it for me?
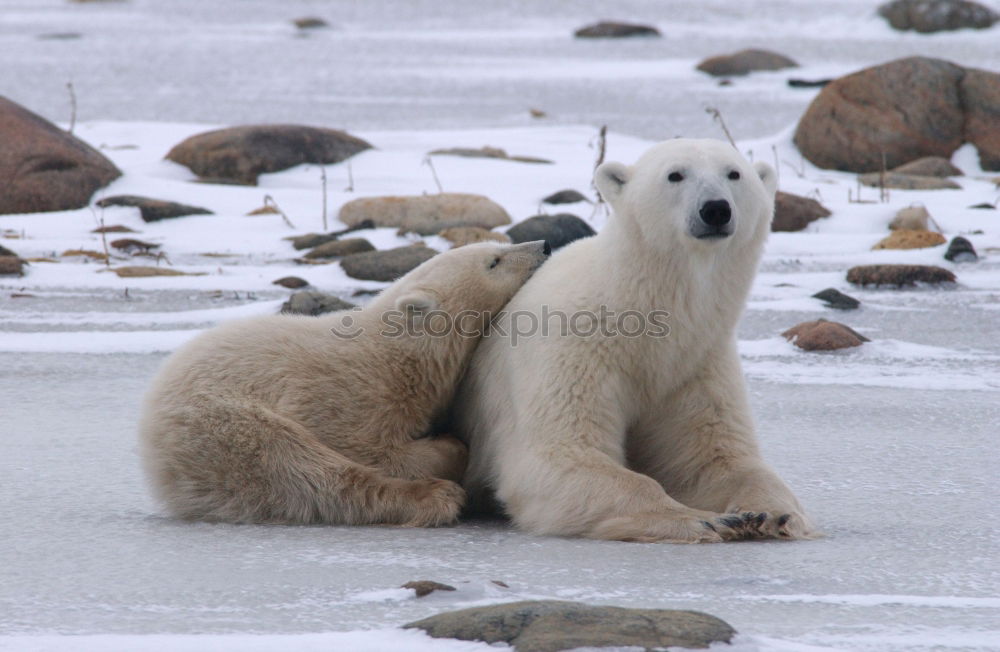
[452,139,815,542]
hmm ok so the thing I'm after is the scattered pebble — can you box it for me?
[847,264,956,287]
[272,276,309,289]
[304,238,375,260]
[782,319,869,351]
[401,580,457,598]
[542,189,590,205]
[812,288,861,310]
[91,224,137,234]
[110,238,159,253]
[574,21,661,38]
[944,236,978,262]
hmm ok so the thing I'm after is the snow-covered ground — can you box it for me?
[2,1,1000,651]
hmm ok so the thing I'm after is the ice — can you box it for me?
[2,0,1000,650]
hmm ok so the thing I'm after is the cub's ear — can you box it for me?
[595,161,630,204]
[753,161,778,196]
[395,291,438,315]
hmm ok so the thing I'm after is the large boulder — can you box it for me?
[338,193,511,232]
[794,57,1000,172]
[340,244,438,282]
[878,0,999,33]
[782,319,869,351]
[506,214,595,250]
[166,125,372,185]
[772,191,831,232]
[405,600,734,652]
[0,96,121,215]
[696,49,798,77]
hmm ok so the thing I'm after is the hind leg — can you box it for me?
[140,396,464,526]
[376,435,469,482]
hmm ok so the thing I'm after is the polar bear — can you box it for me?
[139,240,549,526]
[453,139,815,543]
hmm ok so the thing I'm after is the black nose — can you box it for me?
[542,241,552,256]
[699,199,731,226]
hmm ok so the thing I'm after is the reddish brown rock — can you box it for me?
[961,69,1000,171]
[0,256,24,276]
[0,96,121,215]
[772,191,831,232]
[401,581,457,598]
[847,264,956,287]
[872,229,947,250]
[782,319,869,351]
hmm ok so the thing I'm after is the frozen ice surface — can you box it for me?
[2,0,1000,650]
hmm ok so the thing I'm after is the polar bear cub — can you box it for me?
[453,139,815,543]
[140,241,549,526]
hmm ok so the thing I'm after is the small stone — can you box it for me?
[574,21,661,38]
[272,276,309,289]
[969,202,996,210]
[91,224,137,234]
[787,78,832,88]
[506,214,595,251]
[110,266,205,278]
[847,264,957,287]
[340,244,438,282]
[247,205,280,216]
[110,238,159,253]
[889,205,931,231]
[289,221,376,250]
[61,249,108,261]
[891,156,963,177]
[401,581,457,598]
[0,256,24,276]
[293,17,328,29]
[872,229,947,250]
[542,189,589,205]
[304,238,375,259]
[438,226,511,248]
[96,195,213,222]
[783,319,869,351]
[858,172,961,190]
[878,0,999,33]
[280,291,355,316]
[944,236,978,262]
[772,191,831,232]
[812,288,861,310]
[696,49,798,77]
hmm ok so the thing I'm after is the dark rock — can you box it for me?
[772,191,831,232]
[0,96,122,215]
[401,581,457,598]
[293,17,328,29]
[405,600,734,652]
[969,202,996,209]
[788,78,833,88]
[272,276,309,289]
[166,124,372,185]
[340,245,438,282]
[38,32,83,40]
[782,319,869,351]
[878,0,999,33]
[304,238,375,259]
[0,245,20,258]
[696,49,798,77]
[429,146,552,164]
[542,189,590,205]
[858,172,961,190]
[944,236,978,262]
[794,57,1000,172]
[110,238,159,253]
[574,21,661,38]
[847,264,957,287]
[290,220,376,251]
[339,194,510,232]
[280,291,355,316]
[0,256,24,276]
[96,195,213,222]
[812,288,861,310]
[506,214,595,251]
[91,224,137,234]
[891,156,963,177]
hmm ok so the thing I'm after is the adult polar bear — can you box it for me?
[453,139,814,543]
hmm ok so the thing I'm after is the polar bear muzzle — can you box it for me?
[693,198,733,239]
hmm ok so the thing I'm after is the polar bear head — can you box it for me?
[594,139,777,250]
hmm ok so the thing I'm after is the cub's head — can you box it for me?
[391,240,550,322]
[595,138,777,250]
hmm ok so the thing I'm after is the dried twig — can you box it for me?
[422,156,443,193]
[589,125,608,219]
[345,159,355,193]
[263,195,296,229]
[705,106,736,148]
[771,145,781,189]
[320,167,328,231]
[66,82,77,135]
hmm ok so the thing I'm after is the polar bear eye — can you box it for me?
[668,172,684,183]
[728,170,741,180]
[489,257,500,269]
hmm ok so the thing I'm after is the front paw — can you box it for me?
[720,508,816,540]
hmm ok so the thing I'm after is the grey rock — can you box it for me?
[812,288,861,310]
[340,244,438,282]
[404,600,734,652]
[696,49,798,77]
[304,237,375,259]
[96,195,213,222]
[574,21,661,38]
[506,214,595,251]
[878,0,999,33]
[280,291,355,316]
[542,189,590,205]
[290,220,376,251]
[772,191,832,232]
[858,172,961,190]
[944,236,978,262]
[272,276,309,289]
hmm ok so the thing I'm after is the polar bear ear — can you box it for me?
[595,161,630,203]
[395,292,438,316]
[753,161,778,196]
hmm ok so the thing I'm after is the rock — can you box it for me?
[969,202,996,209]
[858,172,961,190]
[812,288,861,310]
[847,264,957,287]
[889,205,931,230]
[506,214,595,251]
[110,238,159,253]
[166,124,372,185]
[247,205,280,216]
[293,17,328,29]
[303,237,375,259]
[0,256,24,276]
[280,291,355,316]
[542,189,590,205]
[944,236,978,261]
[340,244,438,282]
[782,319,869,351]
[272,276,309,289]
[338,194,511,232]
[429,146,552,164]
[794,57,1000,172]
[0,96,122,215]
[91,224,137,234]
[787,78,833,88]
[404,600,734,652]
[696,49,798,77]
[574,21,661,38]
[877,0,999,32]
[96,195,213,222]
[397,221,493,237]
[772,191,831,232]
[110,266,206,278]
[873,229,947,250]
[0,245,20,258]
[891,156,963,177]
[62,249,108,261]
[438,226,511,248]
[289,220,375,251]
[401,581,457,598]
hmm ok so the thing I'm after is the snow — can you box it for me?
[2,1,1000,651]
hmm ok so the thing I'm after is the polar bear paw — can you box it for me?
[400,478,466,528]
[711,510,814,540]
